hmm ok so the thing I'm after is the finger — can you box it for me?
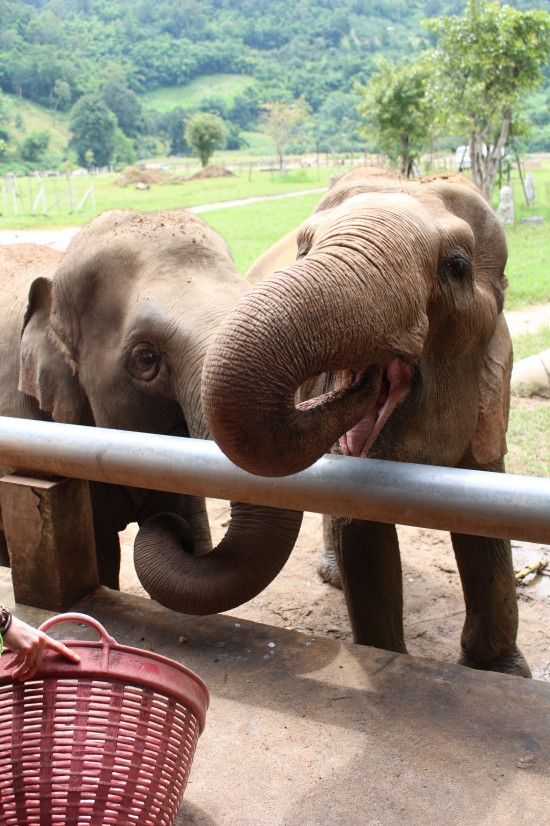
[4,651,25,670]
[13,638,45,681]
[45,637,80,663]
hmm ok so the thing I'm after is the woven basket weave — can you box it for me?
[0,613,209,826]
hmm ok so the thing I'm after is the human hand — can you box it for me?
[2,615,80,681]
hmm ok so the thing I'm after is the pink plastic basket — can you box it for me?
[0,612,209,826]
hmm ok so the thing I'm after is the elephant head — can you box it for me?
[17,209,302,614]
[202,166,511,478]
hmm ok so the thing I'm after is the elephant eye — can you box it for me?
[296,244,310,259]
[128,343,162,381]
[439,255,472,283]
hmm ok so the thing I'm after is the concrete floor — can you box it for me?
[1,569,549,826]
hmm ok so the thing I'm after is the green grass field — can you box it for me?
[507,401,550,477]
[203,192,322,273]
[0,165,330,230]
[2,95,70,159]
[139,74,257,113]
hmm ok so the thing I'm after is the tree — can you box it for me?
[112,127,136,166]
[312,91,363,156]
[52,79,71,121]
[225,123,249,151]
[229,86,260,130]
[68,94,117,168]
[101,78,144,138]
[184,112,228,167]
[0,93,11,160]
[424,0,550,199]
[0,132,9,161]
[156,107,190,156]
[20,131,49,162]
[356,58,436,177]
[261,100,309,172]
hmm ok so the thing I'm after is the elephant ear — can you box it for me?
[19,276,85,423]
[470,314,512,467]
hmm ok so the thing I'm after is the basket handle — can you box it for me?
[38,612,117,644]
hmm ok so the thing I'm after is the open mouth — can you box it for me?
[296,358,413,458]
[339,359,413,457]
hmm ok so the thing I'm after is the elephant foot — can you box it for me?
[458,647,532,678]
[316,547,342,589]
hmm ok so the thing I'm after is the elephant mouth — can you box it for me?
[169,420,190,439]
[296,359,413,459]
[338,359,413,457]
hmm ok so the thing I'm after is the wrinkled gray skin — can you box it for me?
[203,166,530,677]
[0,210,302,615]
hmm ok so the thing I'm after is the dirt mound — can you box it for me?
[115,166,171,187]
[188,165,235,180]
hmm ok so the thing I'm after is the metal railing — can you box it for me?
[0,416,548,544]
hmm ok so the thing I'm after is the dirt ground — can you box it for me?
[119,497,550,682]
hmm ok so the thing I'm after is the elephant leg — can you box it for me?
[316,514,342,588]
[451,532,531,677]
[89,483,137,590]
[332,517,406,653]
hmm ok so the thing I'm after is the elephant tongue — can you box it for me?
[343,408,380,457]
[341,359,412,458]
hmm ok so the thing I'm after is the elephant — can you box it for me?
[202,165,530,677]
[0,209,302,616]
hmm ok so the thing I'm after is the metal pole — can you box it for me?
[0,416,548,543]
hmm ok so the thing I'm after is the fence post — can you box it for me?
[0,474,99,610]
[32,186,46,213]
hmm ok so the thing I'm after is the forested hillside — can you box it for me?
[1,0,550,167]
[1,0,549,110]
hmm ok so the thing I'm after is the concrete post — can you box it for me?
[0,473,99,610]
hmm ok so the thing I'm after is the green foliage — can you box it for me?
[424,0,550,197]
[184,112,229,167]
[154,107,190,156]
[69,94,117,167]
[112,127,136,166]
[20,130,49,162]
[1,1,550,160]
[261,100,310,171]
[101,78,144,138]
[225,123,249,151]
[228,86,260,131]
[311,91,364,154]
[1,94,71,160]
[52,79,71,117]
[356,57,436,175]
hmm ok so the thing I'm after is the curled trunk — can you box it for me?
[134,503,303,615]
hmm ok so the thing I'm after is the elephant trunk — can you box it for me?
[202,245,429,478]
[132,363,304,616]
[133,505,302,615]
